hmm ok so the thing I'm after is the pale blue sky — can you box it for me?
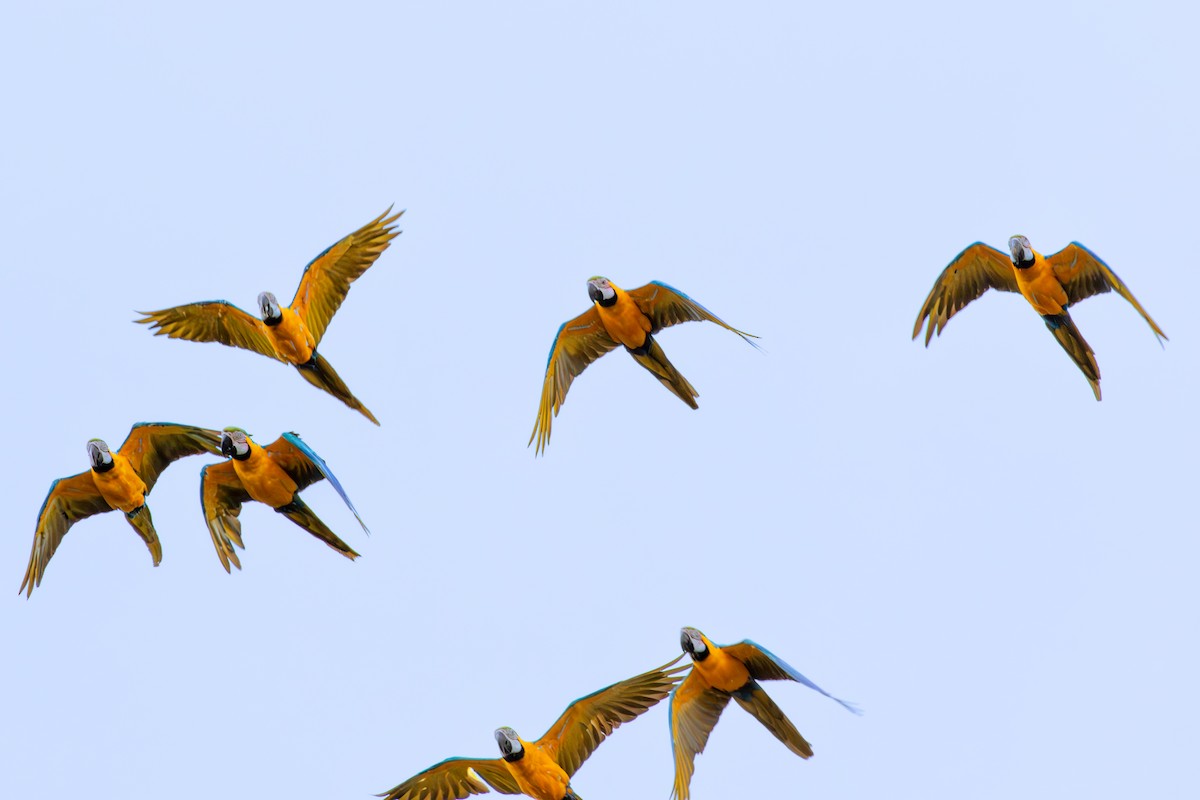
[2,2,1197,798]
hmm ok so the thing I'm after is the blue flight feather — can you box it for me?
[731,639,862,715]
[281,432,369,534]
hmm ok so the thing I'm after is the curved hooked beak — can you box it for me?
[1008,236,1033,265]
[680,627,706,658]
[257,291,280,321]
[220,432,236,458]
[494,727,521,757]
[86,440,111,469]
[587,277,614,304]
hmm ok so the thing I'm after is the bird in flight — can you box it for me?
[913,236,1166,399]
[670,627,860,800]
[530,277,758,454]
[200,428,368,571]
[21,423,222,596]
[136,207,402,423]
[378,655,687,800]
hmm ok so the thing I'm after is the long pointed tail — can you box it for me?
[275,497,360,561]
[1042,312,1101,401]
[733,680,813,759]
[125,505,163,566]
[628,336,699,409]
[295,352,380,425]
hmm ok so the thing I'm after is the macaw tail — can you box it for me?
[564,790,583,800]
[733,680,814,759]
[1042,312,1101,401]
[295,352,380,425]
[274,497,361,561]
[627,335,699,409]
[124,505,163,566]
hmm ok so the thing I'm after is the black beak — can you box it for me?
[680,631,693,655]
[220,435,235,458]
[588,284,603,303]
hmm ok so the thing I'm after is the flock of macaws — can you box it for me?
[21,207,1166,799]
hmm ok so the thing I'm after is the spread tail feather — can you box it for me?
[733,680,813,759]
[295,353,380,424]
[275,497,360,561]
[629,336,699,409]
[125,506,162,566]
[1043,312,1101,401]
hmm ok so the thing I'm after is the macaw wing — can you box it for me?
[21,472,111,596]
[626,281,759,345]
[199,462,252,573]
[291,207,403,345]
[118,422,223,494]
[376,756,521,800]
[721,641,861,715]
[1046,242,1166,342]
[912,242,1019,345]
[537,655,687,777]
[669,670,732,800]
[135,300,282,361]
[265,433,368,533]
[529,306,620,455]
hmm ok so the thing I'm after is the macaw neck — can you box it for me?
[91,459,115,474]
[263,313,283,327]
[595,293,618,308]
[502,749,525,763]
[231,446,252,461]
[690,647,710,662]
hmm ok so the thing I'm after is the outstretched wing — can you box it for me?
[21,472,111,596]
[135,300,281,361]
[721,641,861,714]
[118,423,222,494]
[199,462,252,572]
[669,670,732,800]
[291,207,403,345]
[625,281,758,345]
[537,655,687,777]
[912,242,1019,345]
[265,433,368,533]
[529,307,620,455]
[1046,242,1167,343]
[376,756,521,800]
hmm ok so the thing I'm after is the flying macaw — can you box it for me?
[378,656,687,800]
[136,207,402,424]
[199,428,368,571]
[20,423,222,596]
[670,628,860,800]
[530,277,758,454]
[913,237,1166,399]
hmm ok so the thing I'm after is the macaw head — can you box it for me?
[587,276,616,305]
[257,291,283,323]
[494,727,525,762]
[86,438,113,471]
[680,627,711,662]
[1008,235,1034,268]
[220,427,251,459]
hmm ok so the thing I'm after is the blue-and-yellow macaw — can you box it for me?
[136,208,402,424]
[670,628,859,800]
[530,277,758,454]
[378,656,687,800]
[913,237,1166,399]
[21,423,222,596]
[199,428,368,571]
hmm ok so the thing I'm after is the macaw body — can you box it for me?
[21,423,223,596]
[378,657,686,800]
[200,429,369,572]
[90,453,150,514]
[913,237,1166,400]
[530,277,757,454]
[503,739,572,800]
[229,437,301,509]
[137,207,402,424]
[669,628,859,800]
[265,305,317,364]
